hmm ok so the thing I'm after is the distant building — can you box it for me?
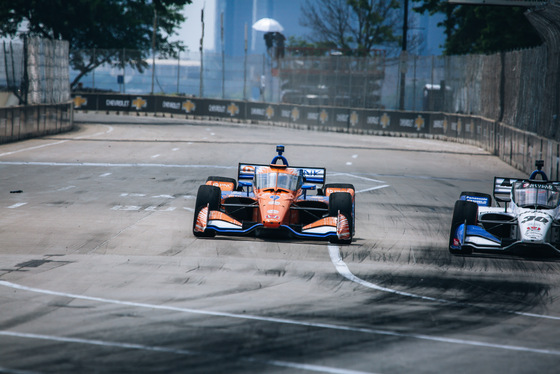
[415,11,446,56]
[213,0,445,57]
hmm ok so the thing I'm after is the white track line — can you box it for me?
[328,172,390,193]
[0,280,558,355]
[330,172,386,184]
[356,185,390,193]
[0,161,235,169]
[327,245,560,321]
[7,203,27,209]
[329,245,451,302]
[0,141,68,157]
[0,161,388,193]
[0,126,114,158]
[0,331,374,374]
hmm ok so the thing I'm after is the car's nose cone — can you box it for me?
[259,193,289,228]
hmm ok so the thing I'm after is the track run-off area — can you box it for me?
[1,113,560,373]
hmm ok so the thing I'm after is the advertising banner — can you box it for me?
[362,110,395,132]
[246,103,278,122]
[97,94,133,112]
[128,95,155,113]
[429,113,446,135]
[330,107,361,131]
[298,106,327,127]
[277,105,302,124]
[394,111,429,134]
[71,93,98,111]
[153,96,198,115]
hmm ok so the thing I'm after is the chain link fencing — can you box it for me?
[0,23,556,142]
[0,40,25,102]
[71,49,269,102]
[27,38,70,104]
[0,37,70,105]
[66,41,554,141]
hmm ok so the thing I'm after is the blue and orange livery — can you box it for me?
[193,145,355,243]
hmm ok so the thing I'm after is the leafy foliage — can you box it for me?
[412,0,542,55]
[0,0,192,87]
[300,0,401,56]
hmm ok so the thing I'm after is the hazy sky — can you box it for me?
[170,0,217,53]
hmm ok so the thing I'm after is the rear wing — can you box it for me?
[238,163,326,185]
[493,177,519,203]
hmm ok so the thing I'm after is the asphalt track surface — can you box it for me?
[1,113,560,373]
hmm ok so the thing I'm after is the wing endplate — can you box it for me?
[493,177,518,203]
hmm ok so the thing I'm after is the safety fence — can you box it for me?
[71,92,560,179]
[27,38,71,105]
[68,42,554,141]
[0,103,73,144]
[1,38,70,105]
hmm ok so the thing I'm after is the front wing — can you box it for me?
[194,205,351,241]
[451,223,560,254]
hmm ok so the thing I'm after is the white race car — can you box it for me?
[449,160,560,256]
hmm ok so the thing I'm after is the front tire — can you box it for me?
[328,192,354,244]
[449,200,478,255]
[193,185,221,237]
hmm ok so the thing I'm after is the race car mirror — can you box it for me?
[238,181,253,196]
[301,184,316,199]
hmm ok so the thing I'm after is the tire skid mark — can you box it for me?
[328,244,560,321]
[0,331,375,374]
[1,280,559,355]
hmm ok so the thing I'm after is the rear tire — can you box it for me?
[328,192,353,244]
[193,185,221,237]
[449,200,477,255]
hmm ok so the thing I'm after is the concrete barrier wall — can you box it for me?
[0,103,73,144]
[71,92,558,178]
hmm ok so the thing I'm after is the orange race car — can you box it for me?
[193,145,355,243]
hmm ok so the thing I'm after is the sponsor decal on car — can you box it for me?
[194,206,209,232]
[207,181,235,191]
[337,212,351,240]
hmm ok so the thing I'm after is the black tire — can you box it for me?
[206,176,237,191]
[448,200,478,255]
[328,192,354,244]
[193,185,221,237]
[460,191,492,207]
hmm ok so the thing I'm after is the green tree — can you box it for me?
[300,0,401,56]
[0,0,192,88]
[412,1,542,54]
